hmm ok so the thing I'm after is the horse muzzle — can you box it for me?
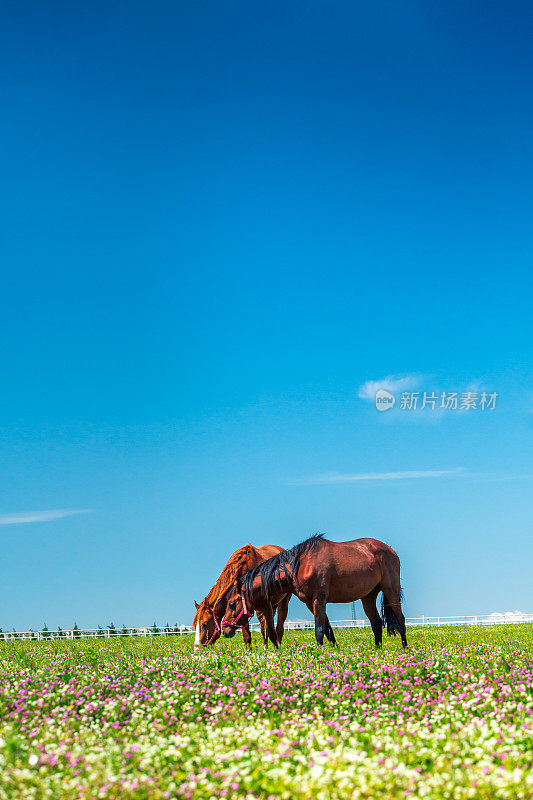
[222,625,236,638]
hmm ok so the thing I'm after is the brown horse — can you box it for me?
[221,534,408,648]
[193,543,290,648]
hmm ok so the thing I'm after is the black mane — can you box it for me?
[241,534,325,599]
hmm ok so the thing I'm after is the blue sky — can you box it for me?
[1,1,532,630]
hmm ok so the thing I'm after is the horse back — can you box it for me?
[297,537,399,602]
[254,544,283,564]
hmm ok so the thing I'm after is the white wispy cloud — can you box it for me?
[0,509,93,526]
[358,374,424,401]
[287,468,464,486]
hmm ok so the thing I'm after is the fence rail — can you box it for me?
[0,613,531,641]
[273,613,533,631]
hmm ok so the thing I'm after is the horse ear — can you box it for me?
[233,577,242,593]
[194,600,200,609]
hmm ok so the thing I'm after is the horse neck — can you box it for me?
[208,545,256,603]
[249,564,294,604]
[212,596,227,620]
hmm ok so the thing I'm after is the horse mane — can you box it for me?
[241,533,325,599]
[193,543,257,626]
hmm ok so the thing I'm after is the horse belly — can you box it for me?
[326,561,381,604]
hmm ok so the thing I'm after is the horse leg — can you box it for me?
[305,599,333,646]
[324,614,337,646]
[260,604,279,649]
[312,596,327,646]
[257,611,269,648]
[381,589,408,648]
[381,561,408,648]
[275,595,290,644]
[361,588,383,649]
[241,620,252,649]
[265,614,279,649]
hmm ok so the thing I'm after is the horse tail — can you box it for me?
[380,588,404,637]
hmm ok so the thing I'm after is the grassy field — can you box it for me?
[0,625,531,799]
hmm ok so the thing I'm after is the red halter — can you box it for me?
[222,589,252,629]
[202,606,221,647]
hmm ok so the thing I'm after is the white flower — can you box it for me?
[29,754,39,766]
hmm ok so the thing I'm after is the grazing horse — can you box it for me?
[192,543,290,648]
[221,534,408,648]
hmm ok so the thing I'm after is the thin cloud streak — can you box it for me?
[0,509,93,526]
[287,468,464,485]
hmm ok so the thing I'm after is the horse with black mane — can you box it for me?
[193,543,290,648]
[221,534,408,648]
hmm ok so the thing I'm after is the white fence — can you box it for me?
[274,613,533,631]
[0,613,531,641]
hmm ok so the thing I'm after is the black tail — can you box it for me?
[380,589,404,637]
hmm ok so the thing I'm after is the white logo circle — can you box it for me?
[375,389,396,412]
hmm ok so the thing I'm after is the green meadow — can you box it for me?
[0,625,531,799]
